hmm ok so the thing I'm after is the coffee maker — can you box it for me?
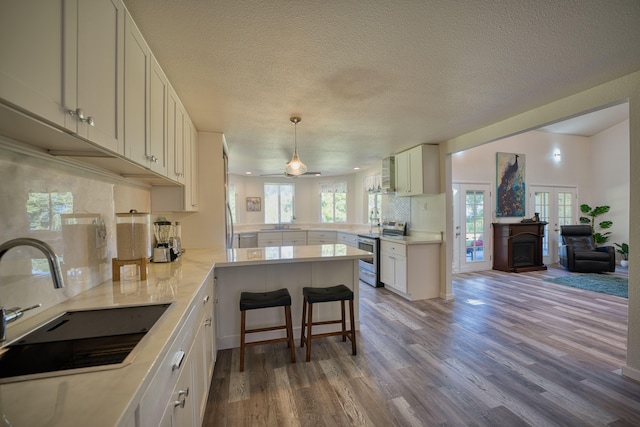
[153,220,174,262]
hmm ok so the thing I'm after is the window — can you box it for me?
[368,193,382,225]
[228,183,237,223]
[465,190,485,262]
[320,182,347,223]
[264,183,294,223]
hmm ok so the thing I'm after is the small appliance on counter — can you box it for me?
[152,218,181,263]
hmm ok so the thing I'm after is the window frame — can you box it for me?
[264,182,295,224]
[320,182,347,223]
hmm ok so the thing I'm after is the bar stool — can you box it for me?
[300,284,356,362]
[239,288,295,372]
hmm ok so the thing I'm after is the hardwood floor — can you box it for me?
[203,266,640,426]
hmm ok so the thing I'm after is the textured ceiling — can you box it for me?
[123,0,640,176]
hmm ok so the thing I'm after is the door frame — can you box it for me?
[528,185,578,265]
[452,182,493,273]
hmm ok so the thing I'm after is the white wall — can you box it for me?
[451,124,630,244]
[589,119,630,248]
[453,130,591,191]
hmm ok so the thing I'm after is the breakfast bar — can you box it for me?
[214,244,370,350]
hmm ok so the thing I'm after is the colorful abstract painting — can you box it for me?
[496,152,526,217]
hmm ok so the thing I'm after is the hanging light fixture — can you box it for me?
[285,116,307,176]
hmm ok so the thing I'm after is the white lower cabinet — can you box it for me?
[380,240,440,300]
[135,272,215,427]
[258,232,283,247]
[380,241,407,294]
[337,232,358,248]
[307,231,337,245]
[282,231,307,246]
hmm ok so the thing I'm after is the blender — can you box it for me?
[153,220,174,262]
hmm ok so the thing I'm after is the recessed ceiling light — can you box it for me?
[245,171,252,175]
[354,167,360,170]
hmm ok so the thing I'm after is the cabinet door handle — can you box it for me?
[171,350,185,371]
[203,295,210,304]
[205,317,212,326]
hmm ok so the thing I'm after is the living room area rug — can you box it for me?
[544,273,628,298]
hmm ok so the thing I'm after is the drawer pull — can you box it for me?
[171,350,185,371]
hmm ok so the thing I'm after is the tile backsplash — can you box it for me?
[0,144,150,323]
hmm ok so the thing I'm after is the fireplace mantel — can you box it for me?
[492,222,548,273]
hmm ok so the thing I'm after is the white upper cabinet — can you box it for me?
[185,118,199,211]
[394,144,440,196]
[0,1,67,127]
[149,57,169,176]
[395,150,411,195]
[0,0,124,154]
[124,11,150,165]
[124,12,169,176]
[0,0,199,191]
[168,89,187,185]
[67,0,124,153]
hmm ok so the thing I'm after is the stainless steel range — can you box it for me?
[357,234,380,287]
[358,221,407,287]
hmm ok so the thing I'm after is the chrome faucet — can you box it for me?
[0,238,65,342]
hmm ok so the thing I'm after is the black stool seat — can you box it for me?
[239,288,295,371]
[301,284,356,362]
[303,285,353,304]
[240,288,292,310]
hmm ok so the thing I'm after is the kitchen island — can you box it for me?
[0,244,371,427]
[215,244,370,349]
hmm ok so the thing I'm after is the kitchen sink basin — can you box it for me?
[0,303,172,383]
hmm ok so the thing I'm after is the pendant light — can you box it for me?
[285,116,307,176]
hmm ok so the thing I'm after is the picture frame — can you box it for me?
[496,152,526,217]
[246,197,261,212]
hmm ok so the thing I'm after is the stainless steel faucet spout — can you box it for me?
[0,237,65,342]
[0,237,64,289]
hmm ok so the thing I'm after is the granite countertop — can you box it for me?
[0,245,371,426]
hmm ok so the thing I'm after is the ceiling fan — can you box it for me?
[261,171,322,178]
[261,116,321,177]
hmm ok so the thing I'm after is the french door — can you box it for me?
[528,186,577,265]
[452,183,492,273]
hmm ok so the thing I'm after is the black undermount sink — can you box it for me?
[0,303,172,383]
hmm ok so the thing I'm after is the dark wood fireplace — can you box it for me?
[492,222,547,272]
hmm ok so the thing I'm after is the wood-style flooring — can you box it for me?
[203,266,640,426]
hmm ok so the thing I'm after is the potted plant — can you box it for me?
[579,204,613,245]
[615,242,629,267]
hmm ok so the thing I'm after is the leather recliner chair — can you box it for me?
[559,225,615,272]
